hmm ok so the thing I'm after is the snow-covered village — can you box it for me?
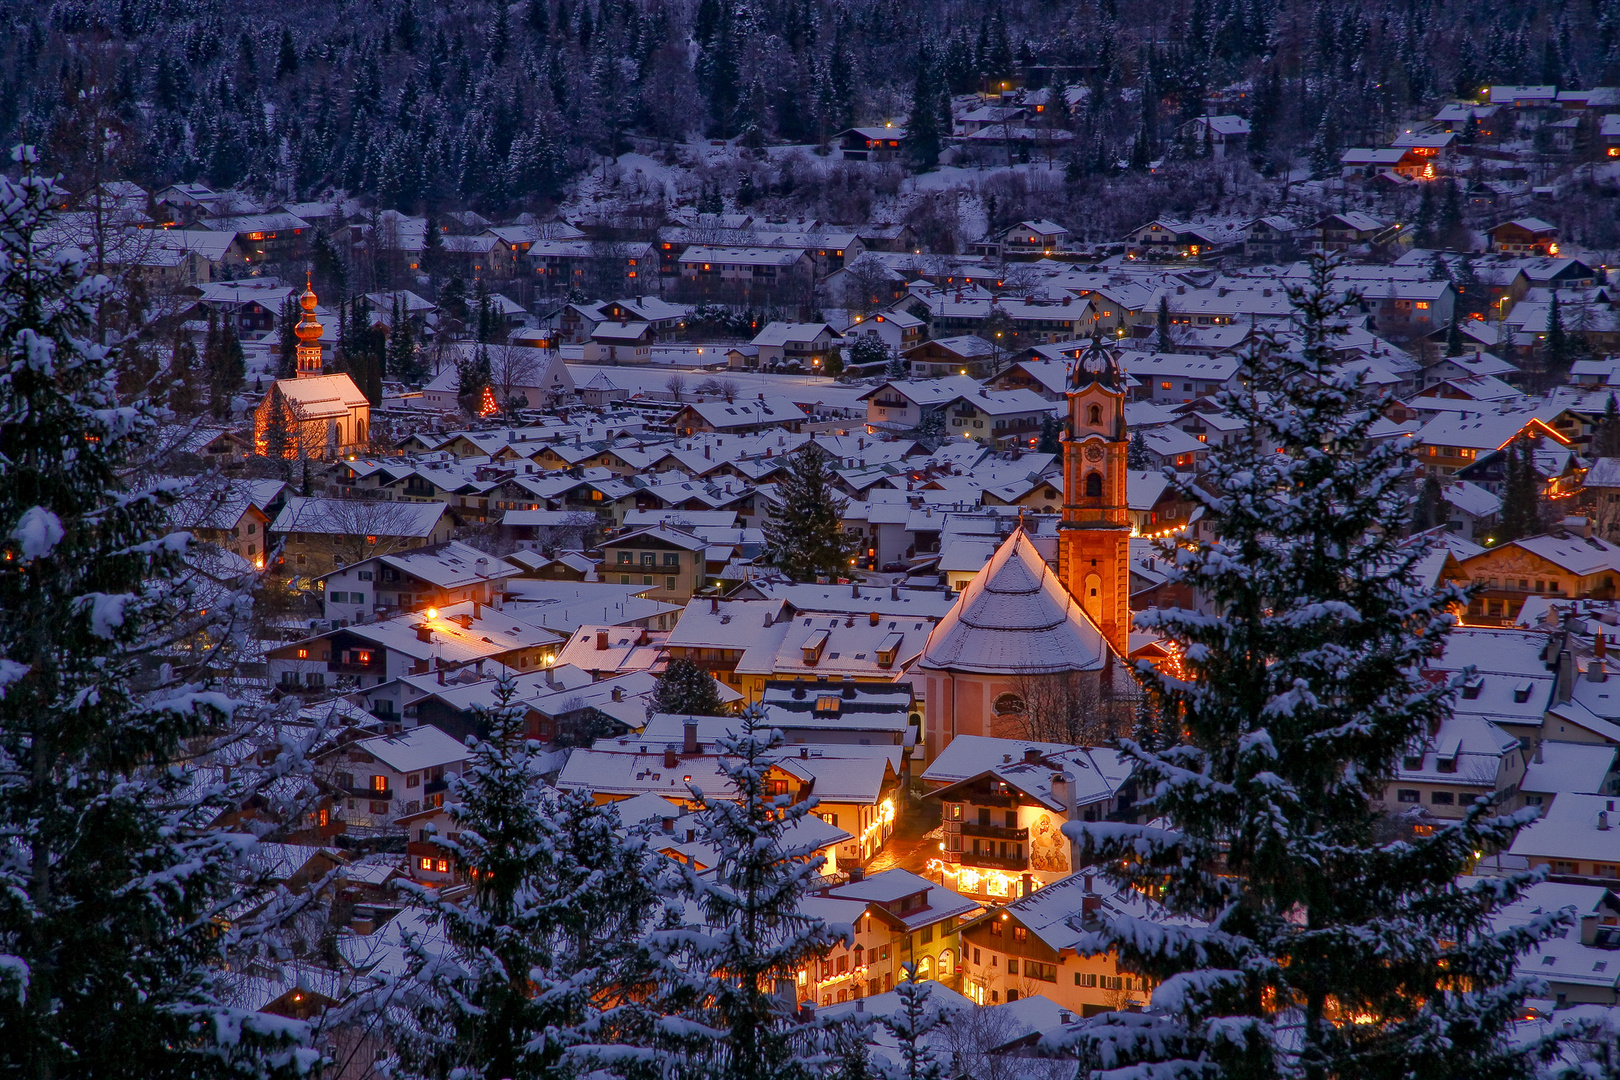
[11,2,1620,1078]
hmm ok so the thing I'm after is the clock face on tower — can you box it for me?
[1084,444,1104,462]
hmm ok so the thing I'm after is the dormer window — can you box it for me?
[1460,677,1484,700]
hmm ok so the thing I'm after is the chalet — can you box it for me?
[169,479,284,567]
[1177,114,1251,158]
[199,212,313,265]
[678,246,813,293]
[903,335,998,379]
[837,126,909,162]
[955,871,1163,1011]
[1456,532,1620,624]
[1122,218,1245,260]
[385,666,654,744]
[808,870,978,998]
[584,320,656,363]
[660,597,794,693]
[192,280,299,337]
[317,540,521,624]
[1121,352,1243,403]
[859,375,982,431]
[438,234,508,279]
[317,725,470,829]
[997,219,1071,255]
[840,309,924,357]
[1489,218,1560,257]
[1507,793,1620,888]
[1309,212,1394,251]
[941,387,1054,446]
[1381,715,1526,819]
[749,322,844,371]
[1243,215,1299,261]
[268,601,563,697]
[599,525,710,604]
[672,396,808,437]
[269,497,453,577]
[922,739,1130,901]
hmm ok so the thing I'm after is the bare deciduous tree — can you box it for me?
[664,373,689,401]
[996,667,1140,746]
[836,255,896,315]
[933,1000,1074,1080]
[305,498,439,568]
[489,341,545,410]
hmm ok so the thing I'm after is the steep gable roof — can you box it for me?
[918,529,1109,675]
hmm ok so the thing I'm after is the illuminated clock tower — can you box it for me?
[1058,334,1132,659]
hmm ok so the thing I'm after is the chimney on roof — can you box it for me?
[869,611,880,625]
[848,865,865,882]
[664,747,678,769]
[711,596,719,614]
[891,585,899,600]
[1051,771,1070,809]
[1602,810,1611,831]
[852,581,861,597]
[416,624,433,643]
[1023,748,1042,764]
[1557,648,1574,703]
[1591,660,1608,683]
[611,686,624,701]
[472,600,481,619]
[1600,634,1609,660]
[1021,872,1034,897]
[1534,738,1544,763]
[596,629,609,651]
[684,720,699,756]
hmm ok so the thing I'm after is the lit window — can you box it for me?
[1416,301,1430,309]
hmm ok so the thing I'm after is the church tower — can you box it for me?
[294,274,323,377]
[1058,334,1132,659]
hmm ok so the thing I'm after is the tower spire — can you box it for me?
[294,273,323,378]
[1058,332,1132,659]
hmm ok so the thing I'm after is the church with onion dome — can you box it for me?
[917,334,1139,760]
[252,277,370,459]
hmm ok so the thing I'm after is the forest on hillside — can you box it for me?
[6,0,1620,220]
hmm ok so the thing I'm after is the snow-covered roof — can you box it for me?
[330,540,520,589]
[1521,740,1618,797]
[352,725,470,774]
[1508,792,1620,864]
[918,529,1108,675]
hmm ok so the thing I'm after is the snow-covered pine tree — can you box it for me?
[763,444,854,581]
[654,706,841,1080]
[1497,436,1544,544]
[277,295,299,377]
[649,656,726,717]
[1126,429,1150,469]
[1037,414,1063,456]
[0,146,311,1079]
[877,964,947,1080]
[391,674,661,1080]
[1066,253,1565,1080]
